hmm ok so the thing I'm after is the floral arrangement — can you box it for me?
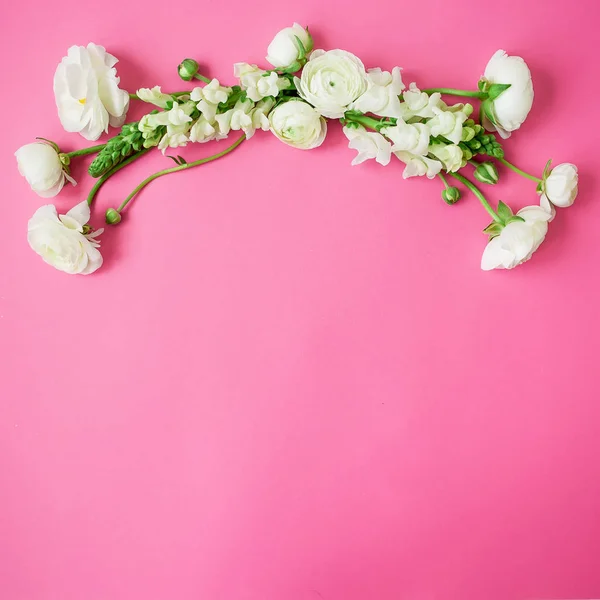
[16,24,579,275]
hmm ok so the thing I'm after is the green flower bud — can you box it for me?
[463,103,474,117]
[105,208,122,225]
[470,140,482,150]
[178,58,199,81]
[473,162,499,185]
[442,186,461,205]
[58,153,71,166]
[461,127,475,142]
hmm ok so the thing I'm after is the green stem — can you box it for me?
[451,172,501,223]
[66,144,105,159]
[116,135,245,214]
[423,88,487,99]
[86,149,150,207]
[343,113,393,131]
[193,73,211,84]
[498,158,542,183]
[438,172,450,188]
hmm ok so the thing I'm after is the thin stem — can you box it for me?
[343,113,393,131]
[193,73,211,84]
[116,135,245,214]
[422,88,487,99]
[451,172,501,223]
[498,157,542,183]
[86,149,150,207]
[438,172,450,188]
[66,144,105,159]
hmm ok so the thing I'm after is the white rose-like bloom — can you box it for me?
[54,43,130,141]
[234,63,289,102]
[295,49,369,118]
[136,85,172,108]
[266,23,313,70]
[342,126,391,166]
[381,121,429,155]
[350,67,405,118]
[269,99,327,150]
[395,152,442,179]
[27,200,103,275]
[482,50,534,139]
[541,163,578,208]
[481,205,551,270]
[15,142,75,198]
[429,144,463,172]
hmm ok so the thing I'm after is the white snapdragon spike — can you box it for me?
[191,79,232,122]
[394,152,442,179]
[541,163,578,208]
[167,101,194,126]
[156,102,196,152]
[27,200,103,275]
[381,121,430,155]
[15,142,76,198]
[400,83,443,119]
[295,49,369,118]
[54,43,129,141]
[481,205,551,270]
[233,63,289,102]
[343,126,392,166]
[428,106,469,144]
[269,99,327,150]
[266,23,313,70]
[482,50,534,139]
[136,86,172,108]
[216,99,255,138]
[189,117,218,143]
[428,144,463,172]
[249,98,276,135]
[351,67,405,118]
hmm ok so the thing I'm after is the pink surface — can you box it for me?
[2,1,600,599]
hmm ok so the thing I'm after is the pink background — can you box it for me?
[1,1,600,598]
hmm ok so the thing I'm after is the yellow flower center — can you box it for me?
[78,98,86,105]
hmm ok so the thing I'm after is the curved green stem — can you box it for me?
[86,149,150,207]
[451,172,501,223]
[438,172,450,188]
[423,88,487,99]
[116,135,245,214]
[498,158,542,183]
[343,112,395,131]
[193,73,211,84]
[66,144,105,159]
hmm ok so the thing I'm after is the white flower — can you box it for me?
[381,121,429,155]
[15,141,76,198]
[428,106,469,144]
[233,63,289,102]
[343,126,391,166]
[481,205,551,270]
[394,152,442,179]
[189,117,218,143]
[136,85,172,108]
[54,43,129,141]
[249,98,275,135]
[400,83,443,119]
[191,79,232,121]
[428,144,463,172]
[541,163,578,208]
[266,23,313,70]
[295,49,369,118]
[27,200,103,275]
[350,67,405,118]
[269,99,327,150]
[482,50,534,139]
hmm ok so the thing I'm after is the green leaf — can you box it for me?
[506,215,525,224]
[176,155,187,165]
[487,83,511,101]
[481,100,497,127]
[482,222,504,236]
[166,155,180,165]
[542,159,552,180]
[497,200,513,222]
[294,35,307,60]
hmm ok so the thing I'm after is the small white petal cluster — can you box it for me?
[234,63,291,102]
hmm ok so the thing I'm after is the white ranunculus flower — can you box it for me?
[27,200,103,275]
[343,126,391,166]
[54,43,130,141]
[541,163,578,208]
[400,83,443,119]
[295,49,369,118]
[381,121,429,155]
[15,141,76,198]
[428,106,468,145]
[269,99,327,150]
[233,63,289,102]
[428,144,463,172]
[136,85,172,108]
[394,152,442,179]
[350,67,405,118]
[481,205,551,270]
[482,50,534,139]
[266,23,313,70]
